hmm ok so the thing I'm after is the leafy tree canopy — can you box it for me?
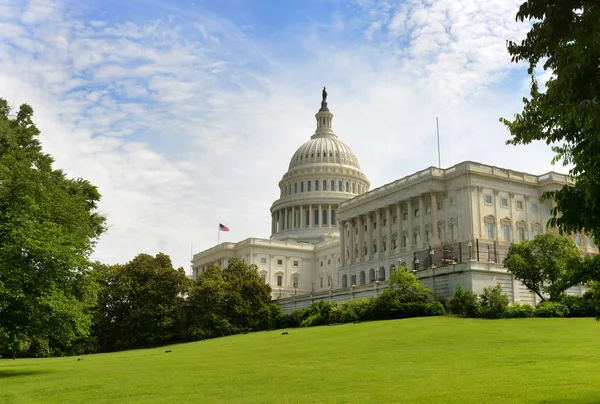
[503,233,582,302]
[91,253,191,352]
[187,258,272,341]
[501,1,600,243]
[0,98,106,357]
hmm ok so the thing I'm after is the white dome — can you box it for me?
[269,89,370,243]
[289,135,360,170]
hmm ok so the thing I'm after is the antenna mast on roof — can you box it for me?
[436,117,441,169]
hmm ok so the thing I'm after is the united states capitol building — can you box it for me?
[191,90,593,310]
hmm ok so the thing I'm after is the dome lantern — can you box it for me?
[313,86,335,137]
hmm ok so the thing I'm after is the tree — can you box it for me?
[187,258,272,340]
[0,99,105,358]
[503,233,582,302]
[501,1,600,243]
[91,253,191,352]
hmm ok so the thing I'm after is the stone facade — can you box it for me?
[191,93,595,303]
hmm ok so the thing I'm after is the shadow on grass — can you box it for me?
[0,369,51,379]
[538,397,600,404]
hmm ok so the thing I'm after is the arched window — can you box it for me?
[359,271,366,285]
[392,233,398,250]
[380,267,387,281]
[346,182,349,192]
[351,274,356,286]
[363,243,368,256]
[294,183,298,193]
[301,182,304,192]
[339,181,342,191]
[342,275,348,288]
[314,209,319,225]
[352,183,356,193]
[331,210,336,225]
[315,181,319,191]
[354,245,358,258]
[372,239,377,254]
[305,209,310,226]
[308,181,312,192]
[383,236,387,252]
[331,180,335,191]
[369,268,376,283]
[323,209,328,225]
[323,180,327,191]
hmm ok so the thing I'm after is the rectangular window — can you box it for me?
[261,274,266,282]
[546,207,552,215]
[374,222,377,229]
[531,203,537,213]
[426,205,432,213]
[277,275,282,286]
[301,182,304,192]
[339,181,342,191]
[393,216,397,224]
[516,200,524,210]
[320,277,324,288]
[293,260,299,267]
[437,201,443,210]
[501,198,508,207]
[450,197,456,206]
[260,257,267,264]
[320,261,323,267]
[315,181,319,191]
[486,223,494,239]
[519,227,525,241]
[308,181,312,191]
[323,180,327,191]
[402,236,407,248]
[327,277,331,287]
[503,225,510,241]
[383,219,387,226]
[485,195,492,205]
[414,209,419,217]
[293,276,298,288]
[277,259,283,265]
[328,259,331,265]
[403,212,408,220]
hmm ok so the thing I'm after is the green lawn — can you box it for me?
[1,317,599,403]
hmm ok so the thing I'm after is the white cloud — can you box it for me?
[0,0,563,271]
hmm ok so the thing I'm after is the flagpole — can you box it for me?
[218,224,220,245]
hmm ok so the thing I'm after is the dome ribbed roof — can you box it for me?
[289,136,360,170]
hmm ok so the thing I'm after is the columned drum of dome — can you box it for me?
[270,89,370,242]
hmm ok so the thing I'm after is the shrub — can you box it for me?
[425,301,446,316]
[449,285,480,317]
[534,301,570,318]
[329,299,371,324]
[257,304,289,330]
[505,304,534,318]
[479,285,509,319]
[559,294,596,317]
[300,313,328,327]
[287,309,306,328]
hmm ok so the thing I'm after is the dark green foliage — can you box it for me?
[449,285,481,317]
[505,304,535,319]
[329,299,371,324]
[186,258,272,340]
[479,285,510,319]
[91,253,191,352]
[503,233,582,302]
[558,294,597,317]
[0,99,106,358]
[501,1,600,245]
[257,304,289,330]
[534,302,570,318]
[425,301,446,316]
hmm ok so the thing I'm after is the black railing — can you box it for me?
[411,239,509,270]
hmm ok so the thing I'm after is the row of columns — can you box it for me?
[272,204,338,234]
[340,193,440,266]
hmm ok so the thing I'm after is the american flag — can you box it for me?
[219,223,230,232]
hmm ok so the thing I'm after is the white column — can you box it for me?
[510,192,517,238]
[431,192,438,245]
[328,205,332,228]
[318,203,322,227]
[524,196,530,239]
[284,208,288,230]
[386,206,392,253]
[350,219,356,260]
[300,205,304,229]
[494,190,501,239]
[367,213,373,257]
[291,206,295,228]
[376,209,382,254]
[419,195,424,248]
[407,199,413,250]
[396,203,402,252]
[340,221,346,265]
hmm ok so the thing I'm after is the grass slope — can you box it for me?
[1,317,599,404]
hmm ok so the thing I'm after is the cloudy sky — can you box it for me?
[0,0,561,271]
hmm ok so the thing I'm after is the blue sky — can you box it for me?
[0,0,561,270]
